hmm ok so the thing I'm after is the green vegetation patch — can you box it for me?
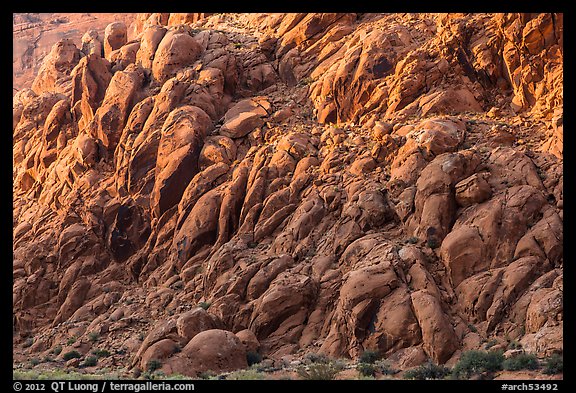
[62,351,82,361]
[452,350,504,379]
[543,354,563,375]
[503,353,539,371]
[404,361,450,380]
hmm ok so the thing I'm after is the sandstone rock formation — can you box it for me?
[13,13,136,93]
[13,13,562,378]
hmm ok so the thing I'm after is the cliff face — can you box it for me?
[13,13,562,377]
[13,13,136,93]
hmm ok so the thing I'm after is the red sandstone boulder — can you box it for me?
[32,39,81,96]
[104,22,128,60]
[163,329,247,377]
[219,97,271,138]
[152,29,202,83]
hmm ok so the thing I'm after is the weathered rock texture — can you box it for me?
[13,13,562,377]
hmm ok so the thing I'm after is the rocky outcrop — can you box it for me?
[104,22,128,60]
[163,329,247,377]
[32,39,81,96]
[13,13,562,378]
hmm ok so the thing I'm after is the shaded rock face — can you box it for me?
[13,13,562,377]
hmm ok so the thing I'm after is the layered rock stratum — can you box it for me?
[13,12,563,378]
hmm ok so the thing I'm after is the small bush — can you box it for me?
[484,339,498,349]
[427,238,440,249]
[404,361,450,380]
[198,302,211,310]
[198,371,216,380]
[30,358,40,366]
[452,350,504,379]
[297,362,343,380]
[88,332,99,343]
[297,77,314,87]
[23,337,34,348]
[507,341,522,350]
[81,356,98,368]
[359,350,380,364]
[304,352,329,364]
[92,349,111,358]
[67,336,77,345]
[246,351,262,366]
[141,371,154,380]
[406,237,419,244]
[503,353,539,371]
[147,359,162,372]
[51,345,63,356]
[468,324,478,333]
[164,374,191,380]
[62,351,82,361]
[374,360,396,375]
[226,370,266,380]
[357,363,376,377]
[543,354,563,375]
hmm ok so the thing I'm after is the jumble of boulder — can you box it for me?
[13,12,562,377]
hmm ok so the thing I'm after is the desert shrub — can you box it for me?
[357,359,394,377]
[81,356,98,368]
[452,350,504,379]
[543,354,563,375]
[23,337,34,348]
[88,332,99,343]
[374,360,396,375]
[357,363,376,377]
[146,359,162,372]
[67,336,77,345]
[164,374,190,380]
[304,352,329,364]
[62,351,82,361]
[51,345,63,356]
[404,361,450,380]
[198,302,211,310]
[484,339,498,349]
[297,361,344,380]
[246,351,262,366]
[359,350,380,364]
[92,349,111,358]
[503,353,539,371]
[507,341,522,350]
[427,238,440,249]
[226,369,266,380]
[197,371,216,380]
[30,358,40,366]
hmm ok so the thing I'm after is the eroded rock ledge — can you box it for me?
[13,12,562,377]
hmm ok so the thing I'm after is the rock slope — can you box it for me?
[13,13,136,93]
[13,12,562,377]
